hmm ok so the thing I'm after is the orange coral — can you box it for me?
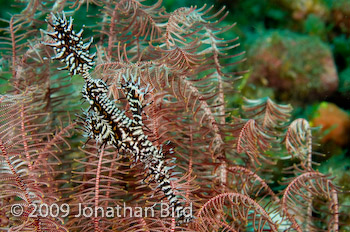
[312,102,350,146]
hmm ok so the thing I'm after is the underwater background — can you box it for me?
[3,0,348,162]
[0,0,349,231]
[167,0,350,213]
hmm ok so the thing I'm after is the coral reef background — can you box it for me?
[164,0,350,208]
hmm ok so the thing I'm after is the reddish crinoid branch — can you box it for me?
[196,192,278,232]
[281,172,339,232]
[0,90,73,231]
[285,118,314,168]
